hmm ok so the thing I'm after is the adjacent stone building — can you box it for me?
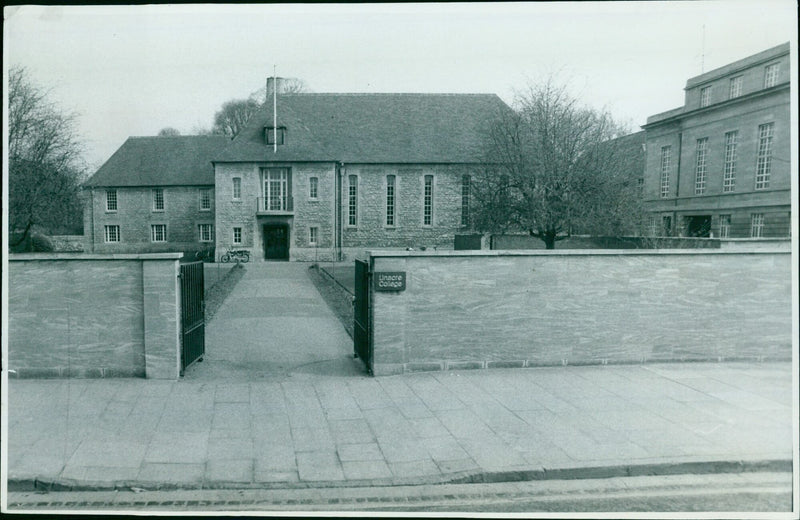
[641,43,791,238]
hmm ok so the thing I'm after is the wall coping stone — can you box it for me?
[9,253,184,261]
[368,248,790,258]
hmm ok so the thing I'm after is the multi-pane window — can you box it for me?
[200,188,211,211]
[152,188,164,211]
[233,227,242,245]
[348,175,358,226]
[750,213,764,238]
[718,215,731,238]
[232,178,241,200]
[423,175,433,226]
[461,174,471,228]
[309,177,318,199]
[647,216,657,237]
[198,224,212,242]
[755,123,774,189]
[694,138,708,195]
[700,86,712,107]
[151,224,166,243]
[266,127,286,145]
[764,63,780,88]
[660,146,671,198]
[729,76,743,99]
[386,175,396,227]
[662,216,672,236]
[106,190,117,211]
[262,168,289,211]
[723,131,738,192]
[309,226,318,245]
[104,225,120,243]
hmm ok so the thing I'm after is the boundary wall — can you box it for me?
[368,249,792,375]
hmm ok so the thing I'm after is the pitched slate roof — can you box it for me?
[84,135,230,187]
[214,93,511,164]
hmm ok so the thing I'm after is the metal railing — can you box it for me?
[256,196,293,213]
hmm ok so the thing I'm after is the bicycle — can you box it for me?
[220,248,250,263]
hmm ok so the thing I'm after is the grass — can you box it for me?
[204,263,245,323]
[307,264,354,338]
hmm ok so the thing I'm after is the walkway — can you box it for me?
[185,262,362,381]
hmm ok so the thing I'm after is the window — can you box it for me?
[723,131,738,192]
[198,224,212,242]
[423,175,433,226]
[152,188,164,211]
[200,188,212,211]
[729,76,743,99]
[104,225,120,243]
[385,175,396,227]
[309,177,318,199]
[700,86,712,107]
[232,178,241,200]
[647,216,657,237]
[309,226,318,246]
[461,174,471,228]
[348,175,358,226]
[750,213,764,238]
[637,177,644,197]
[265,127,286,145]
[764,63,780,88]
[106,190,117,212]
[662,216,672,236]
[694,138,708,195]
[755,123,774,189]
[718,215,731,238]
[660,146,671,198]
[233,227,242,245]
[151,224,167,243]
[262,168,289,211]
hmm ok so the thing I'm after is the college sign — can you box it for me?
[374,272,406,292]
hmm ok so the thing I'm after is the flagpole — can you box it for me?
[273,65,277,154]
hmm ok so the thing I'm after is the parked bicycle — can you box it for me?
[220,248,250,263]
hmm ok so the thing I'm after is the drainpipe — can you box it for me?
[673,131,683,237]
[336,162,344,261]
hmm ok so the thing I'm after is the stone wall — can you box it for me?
[48,235,85,252]
[368,250,792,375]
[8,253,182,379]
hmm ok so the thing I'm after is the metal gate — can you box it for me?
[179,261,205,374]
[353,259,372,374]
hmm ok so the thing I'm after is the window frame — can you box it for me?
[105,190,118,212]
[265,126,286,145]
[755,122,774,190]
[309,226,318,246]
[309,176,318,200]
[461,174,471,228]
[718,214,731,238]
[700,85,712,108]
[723,131,738,193]
[728,76,743,99]
[261,167,290,211]
[764,63,780,88]
[385,174,396,227]
[152,188,164,212]
[232,177,242,201]
[232,226,242,245]
[198,223,213,243]
[199,188,212,211]
[660,146,671,198]
[694,137,708,195]
[750,213,764,238]
[423,174,434,227]
[104,224,120,243]
[347,175,358,227]
[151,224,167,243]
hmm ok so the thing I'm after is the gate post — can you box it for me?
[142,255,183,379]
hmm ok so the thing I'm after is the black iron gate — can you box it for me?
[179,261,205,374]
[354,259,372,374]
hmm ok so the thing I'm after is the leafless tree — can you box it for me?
[157,127,181,136]
[470,79,642,249]
[8,66,86,249]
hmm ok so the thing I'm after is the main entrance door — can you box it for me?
[263,224,289,260]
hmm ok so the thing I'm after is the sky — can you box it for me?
[4,1,797,170]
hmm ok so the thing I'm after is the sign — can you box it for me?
[375,272,406,292]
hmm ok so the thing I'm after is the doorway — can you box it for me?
[684,215,712,238]
[263,224,289,260]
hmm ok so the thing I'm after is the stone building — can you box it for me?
[642,42,791,238]
[83,93,509,260]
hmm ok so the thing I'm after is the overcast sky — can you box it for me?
[4,2,797,170]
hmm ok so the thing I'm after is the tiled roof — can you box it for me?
[214,93,511,164]
[84,135,230,187]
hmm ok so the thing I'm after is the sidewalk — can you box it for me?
[6,361,793,490]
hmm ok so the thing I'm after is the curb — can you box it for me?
[8,459,792,493]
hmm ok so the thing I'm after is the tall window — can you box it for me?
[461,174,471,228]
[755,123,774,189]
[750,213,764,238]
[662,216,672,236]
[423,175,433,226]
[233,227,242,245]
[660,146,671,198]
[104,225,120,243]
[200,188,211,210]
[309,177,318,199]
[694,138,708,195]
[723,131,738,192]
[700,86,712,107]
[262,168,289,211]
[348,175,358,226]
[151,224,166,243]
[309,226,318,246]
[106,190,117,212]
[386,175,396,226]
[764,63,780,88]
[198,224,212,242]
[232,177,241,200]
[718,215,731,238]
[152,188,164,211]
[647,216,658,237]
[729,76,743,99]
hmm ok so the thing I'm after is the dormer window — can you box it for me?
[265,126,286,145]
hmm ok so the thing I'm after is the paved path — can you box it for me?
[186,262,362,381]
[6,362,793,490]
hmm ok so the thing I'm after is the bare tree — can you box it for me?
[157,127,181,136]
[8,66,85,250]
[470,79,641,249]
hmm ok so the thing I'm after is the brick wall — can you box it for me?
[8,253,182,379]
[368,250,792,375]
